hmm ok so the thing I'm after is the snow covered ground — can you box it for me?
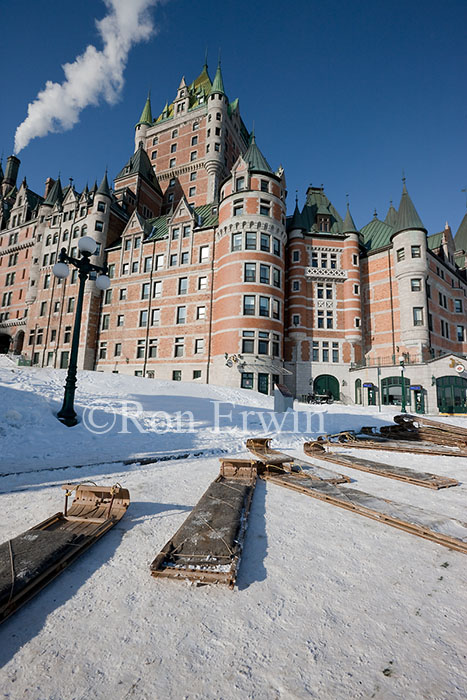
[0,363,466,699]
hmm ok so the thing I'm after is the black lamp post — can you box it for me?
[52,236,110,426]
[399,359,407,413]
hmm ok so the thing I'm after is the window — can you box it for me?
[196,306,206,320]
[151,308,160,326]
[355,317,361,328]
[170,143,177,153]
[353,284,359,295]
[332,342,339,363]
[273,238,280,257]
[243,263,256,282]
[136,339,145,359]
[260,233,270,252]
[455,299,463,313]
[413,307,424,326]
[396,248,405,262]
[139,310,148,327]
[191,136,198,146]
[97,201,106,213]
[169,158,176,168]
[241,373,254,390]
[104,289,112,304]
[183,225,191,238]
[189,186,196,197]
[259,296,269,317]
[242,330,255,354]
[232,233,242,251]
[260,201,270,216]
[195,338,204,354]
[178,277,188,295]
[245,232,256,250]
[99,342,107,359]
[141,283,150,299]
[63,327,71,344]
[411,279,422,291]
[214,143,220,152]
[199,246,209,263]
[176,306,186,324]
[317,311,324,328]
[457,325,465,342]
[193,122,199,131]
[114,343,122,357]
[170,254,178,267]
[326,311,333,329]
[236,177,245,191]
[181,252,189,265]
[172,370,182,381]
[198,276,207,290]
[260,265,270,284]
[272,299,280,319]
[352,254,358,265]
[119,288,127,301]
[148,339,158,358]
[190,151,197,161]
[132,261,139,273]
[67,297,75,313]
[193,370,202,379]
[233,200,244,216]
[272,334,280,357]
[151,150,157,160]
[144,257,153,273]
[172,129,178,138]
[153,281,162,298]
[243,295,255,315]
[43,274,50,289]
[102,314,110,330]
[312,342,319,362]
[43,254,49,266]
[172,227,180,240]
[95,221,104,232]
[190,172,197,182]
[174,337,184,357]
[152,136,159,145]
[411,245,421,258]
[122,263,129,275]
[322,342,329,362]
[292,250,300,263]
[117,314,124,327]
[155,254,164,270]
[260,179,268,192]
[40,301,47,316]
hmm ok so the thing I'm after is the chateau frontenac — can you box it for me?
[1,62,467,413]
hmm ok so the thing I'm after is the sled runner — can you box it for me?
[0,483,130,623]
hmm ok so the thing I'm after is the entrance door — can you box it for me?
[413,389,425,414]
[0,334,10,354]
[258,373,269,395]
[436,376,467,413]
[314,374,340,401]
[381,376,410,406]
[367,387,377,406]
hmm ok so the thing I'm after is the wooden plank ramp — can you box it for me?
[150,460,257,588]
[318,429,467,457]
[0,483,130,623]
[303,441,459,489]
[263,473,467,554]
[245,437,350,484]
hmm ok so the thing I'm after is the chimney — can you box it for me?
[2,155,20,196]
[44,177,55,199]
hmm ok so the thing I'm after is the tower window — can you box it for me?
[411,245,421,258]
[413,307,424,326]
[411,278,422,291]
[396,248,405,261]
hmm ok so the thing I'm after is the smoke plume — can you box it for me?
[14,0,161,154]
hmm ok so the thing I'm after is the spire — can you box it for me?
[394,178,425,233]
[384,200,398,228]
[97,171,111,198]
[243,132,273,173]
[290,200,304,231]
[211,60,226,95]
[136,93,153,127]
[342,203,359,234]
[43,177,63,206]
[91,180,98,194]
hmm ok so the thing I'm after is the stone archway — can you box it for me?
[313,374,340,401]
[0,333,11,354]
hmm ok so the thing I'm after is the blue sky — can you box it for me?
[1,0,466,235]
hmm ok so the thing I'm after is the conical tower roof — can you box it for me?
[394,180,425,233]
[210,61,226,95]
[454,211,467,252]
[43,177,63,206]
[97,171,111,198]
[384,202,398,227]
[290,201,305,231]
[243,132,272,174]
[342,203,359,234]
[136,93,153,127]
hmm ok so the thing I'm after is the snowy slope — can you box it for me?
[0,366,466,699]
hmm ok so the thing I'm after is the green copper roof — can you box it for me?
[342,204,359,234]
[427,232,443,250]
[361,217,394,251]
[115,143,162,195]
[26,188,43,211]
[143,204,219,244]
[97,172,111,198]
[384,203,398,227]
[210,61,226,95]
[290,202,305,231]
[454,211,467,252]
[136,94,153,127]
[44,177,63,206]
[298,187,344,235]
[394,181,425,233]
[243,133,273,174]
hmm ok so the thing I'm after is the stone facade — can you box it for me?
[0,62,466,412]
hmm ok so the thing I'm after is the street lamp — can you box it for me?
[399,358,407,413]
[52,236,110,426]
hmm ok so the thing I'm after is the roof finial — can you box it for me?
[346,193,350,206]
[390,199,393,206]
[218,48,221,65]
[69,177,73,188]
[462,187,467,208]
[204,47,208,68]
[402,169,406,184]
[295,189,298,206]
[373,208,377,218]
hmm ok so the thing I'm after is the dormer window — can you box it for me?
[236,177,245,192]
[317,215,330,232]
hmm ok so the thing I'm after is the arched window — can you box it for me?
[355,379,362,404]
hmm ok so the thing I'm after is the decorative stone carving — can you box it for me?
[305,267,347,281]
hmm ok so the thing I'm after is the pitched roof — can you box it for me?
[26,188,43,211]
[342,204,359,234]
[136,94,153,127]
[43,177,63,206]
[115,143,162,195]
[427,232,443,250]
[145,204,219,243]
[243,133,272,174]
[298,187,344,235]
[361,216,394,251]
[394,181,425,233]
[454,211,467,252]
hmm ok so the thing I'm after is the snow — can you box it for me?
[0,364,466,699]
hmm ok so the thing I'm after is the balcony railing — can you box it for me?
[350,354,422,369]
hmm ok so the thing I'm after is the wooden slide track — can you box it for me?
[303,441,459,490]
[326,431,466,457]
[0,483,130,623]
[150,460,257,588]
[359,414,467,452]
[245,437,350,484]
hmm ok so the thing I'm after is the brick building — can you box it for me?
[1,61,466,413]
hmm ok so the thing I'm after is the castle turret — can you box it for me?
[341,203,363,363]
[134,93,153,152]
[205,61,229,202]
[391,179,429,354]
